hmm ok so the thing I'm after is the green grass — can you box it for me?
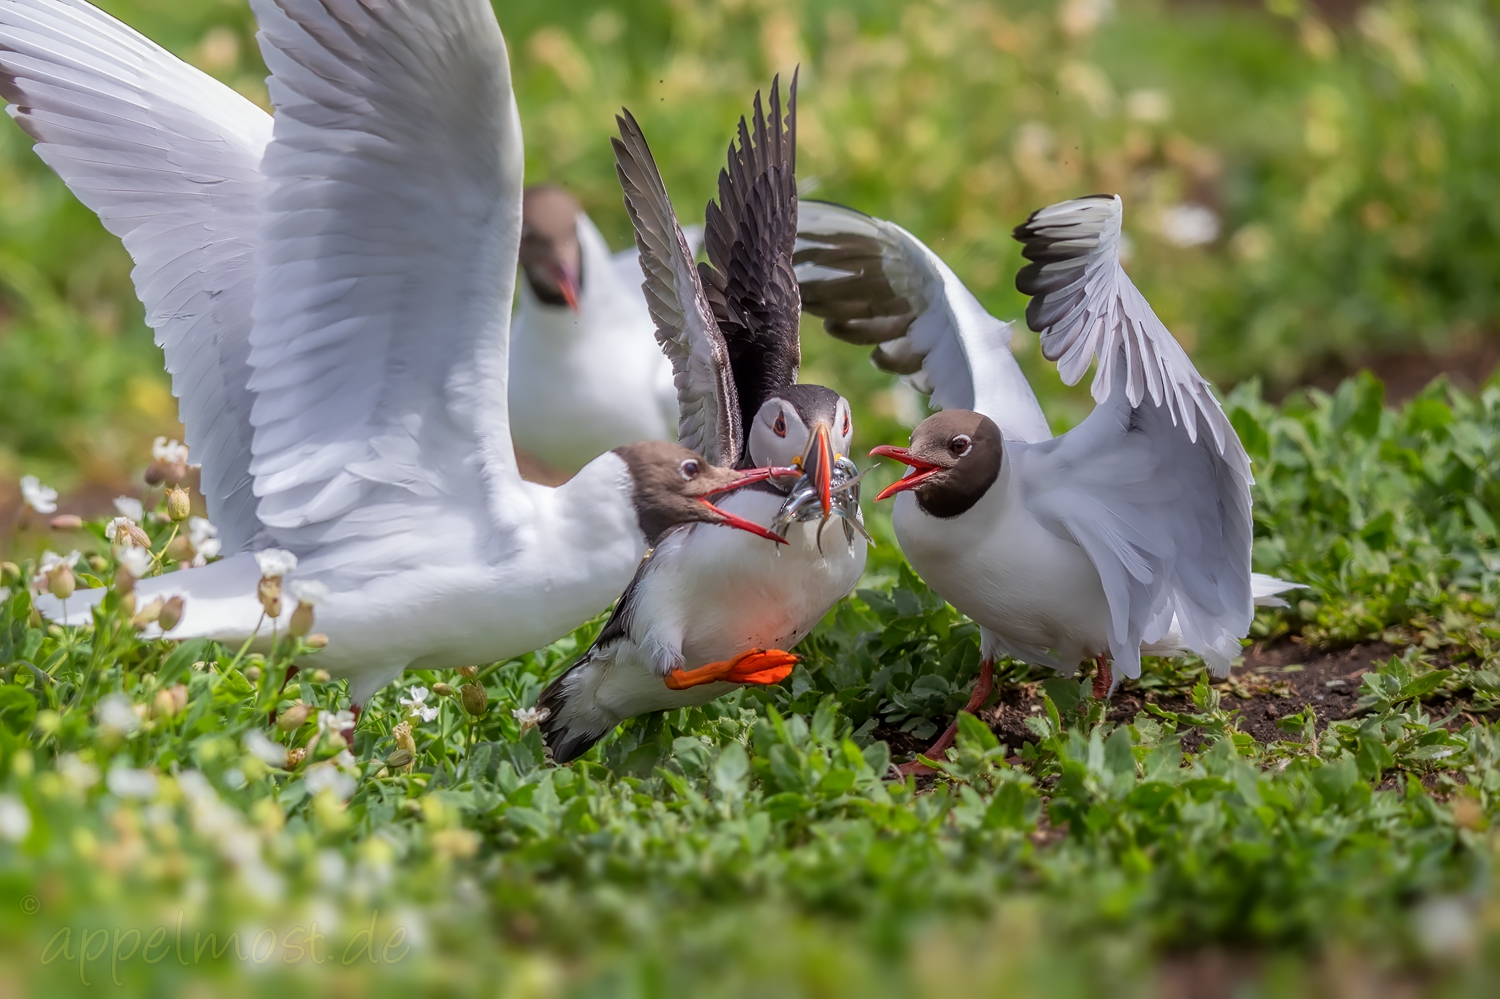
[3,373,1500,995]
[4,0,1500,994]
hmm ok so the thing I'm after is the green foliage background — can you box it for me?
[2,0,1500,995]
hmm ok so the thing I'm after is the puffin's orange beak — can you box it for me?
[800,422,834,519]
[696,465,800,544]
[869,444,942,501]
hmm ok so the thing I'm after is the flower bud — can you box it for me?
[152,687,180,719]
[457,666,478,679]
[310,669,331,683]
[0,562,20,587]
[431,682,457,698]
[169,683,189,715]
[385,748,413,769]
[394,721,416,756]
[245,664,261,684]
[49,514,83,531]
[289,602,314,638]
[118,591,137,619]
[277,703,311,732]
[131,597,164,630]
[459,682,488,718]
[305,635,329,650]
[47,563,75,600]
[257,575,282,618]
[158,595,185,632]
[166,486,191,522]
[87,554,108,573]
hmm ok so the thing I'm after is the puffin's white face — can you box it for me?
[746,392,853,470]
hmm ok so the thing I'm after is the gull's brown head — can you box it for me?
[614,441,797,546]
[520,185,583,311]
[869,410,1003,518]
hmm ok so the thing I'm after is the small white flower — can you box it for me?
[304,763,356,801]
[97,693,141,736]
[113,496,145,522]
[255,548,298,577]
[117,544,152,579]
[104,516,134,540]
[0,794,31,842]
[187,516,222,560]
[152,437,190,464]
[512,706,551,734]
[400,686,439,723]
[316,709,356,735]
[1159,202,1220,248]
[58,753,100,792]
[288,578,329,606]
[242,730,288,768]
[20,475,57,514]
[106,764,159,799]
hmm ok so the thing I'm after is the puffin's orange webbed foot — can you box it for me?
[664,649,800,690]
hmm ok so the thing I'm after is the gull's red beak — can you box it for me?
[698,465,799,544]
[800,423,835,519]
[551,262,581,312]
[869,444,942,501]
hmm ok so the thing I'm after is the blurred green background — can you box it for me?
[4,0,1499,527]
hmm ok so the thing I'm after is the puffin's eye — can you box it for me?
[949,434,972,458]
[841,408,851,437]
[679,459,700,480]
[772,412,787,438]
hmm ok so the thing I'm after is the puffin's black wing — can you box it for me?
[698,70,802,456]
[613,110,742,467]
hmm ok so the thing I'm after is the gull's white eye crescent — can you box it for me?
[949,434,972,458]
[679,459,700,480]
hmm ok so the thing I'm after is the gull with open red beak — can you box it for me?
[510,185,685,476]
[538,72,869,763]
[9,0,813,717]
[819,195,1298,773]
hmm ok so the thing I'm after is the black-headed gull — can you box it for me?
[538,73,870,762]
[801,196,1296,766]
[509,185,682,474]
[3,0,790,706]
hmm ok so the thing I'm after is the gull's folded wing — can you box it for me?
[796,200,1050,442]
[0,0,271,551]
[246,0,524,542]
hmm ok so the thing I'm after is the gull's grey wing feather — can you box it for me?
[612,109,740,466]
[0,0,271,551]
[796,200,1051,442]
[1013,194,1254,678]
[246,0,524,541]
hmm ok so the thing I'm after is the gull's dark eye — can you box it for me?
[772,412,787,438]
[949,434,972,458]
[679,459,700,480]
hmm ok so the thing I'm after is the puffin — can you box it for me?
[7,0,787,708]
[537,72,869,763]
[800,196,1296,769]
[509,185,684,475]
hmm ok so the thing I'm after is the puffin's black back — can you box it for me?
[696,70,803,463]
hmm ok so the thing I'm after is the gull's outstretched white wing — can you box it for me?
[0,0,271,551]
[1013,195,1253,680]
[247,0,524,541]
[612,109,741,466]
[795,201,1051,443]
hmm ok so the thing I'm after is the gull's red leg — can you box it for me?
[897,659,995,777]
[1092,656,1112,700]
